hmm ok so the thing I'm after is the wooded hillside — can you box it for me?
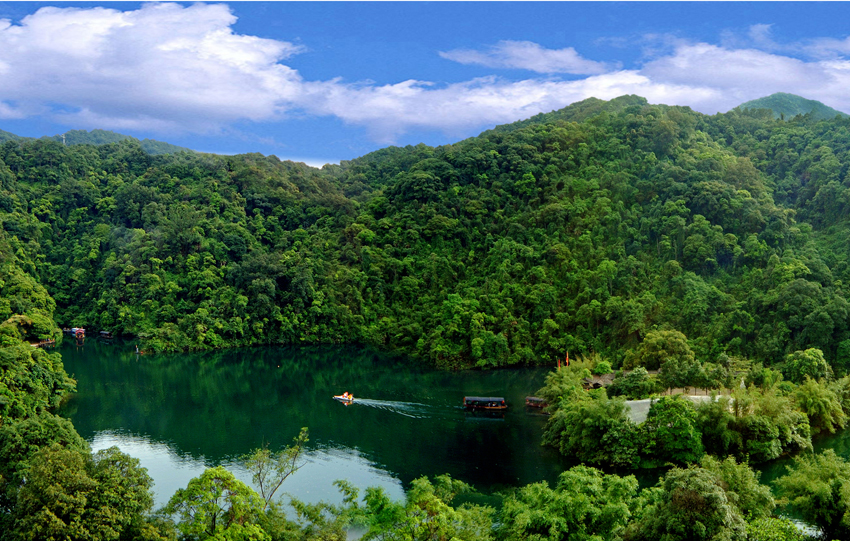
[1,95,848,370]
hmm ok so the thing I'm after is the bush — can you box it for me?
[592,360,612,375]
[746,517,809,541]
[608,367,659,399]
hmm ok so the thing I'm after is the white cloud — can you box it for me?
[2,4,850,144]
[439,40,612,75]
[0,3,304,129]
[306,72,719,142]
[638,43,850,114]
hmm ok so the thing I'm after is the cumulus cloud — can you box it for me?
[639,43,850,113]
[0,3,304,131]
[438,40,612,75]
[305,72,718,142]
[2,4,850,143]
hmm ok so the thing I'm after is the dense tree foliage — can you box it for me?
[624,466,748,541]
[536,357,850,472]
[6,93,850,538]
[774,449,850,541]
[0,95,848,373]
[498,465,638,541]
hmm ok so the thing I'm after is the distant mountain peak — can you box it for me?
[734,93,848,121]
[0,127,192,155]
[45,129,193,155]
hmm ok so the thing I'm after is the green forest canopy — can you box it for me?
[4,94,850,540]
[0,94,849,372]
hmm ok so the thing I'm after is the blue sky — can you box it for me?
[2,2,850,166]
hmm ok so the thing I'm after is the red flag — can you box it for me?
[565,352,570,367]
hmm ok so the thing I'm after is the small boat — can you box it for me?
[463,396,507,410]
[333,394,354,404]
[525,396,547,408]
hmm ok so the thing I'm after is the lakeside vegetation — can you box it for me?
[3,94,850,539]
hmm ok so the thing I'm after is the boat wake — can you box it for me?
[347,398,432,419]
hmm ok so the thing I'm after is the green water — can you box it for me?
[58,339,568,506]
[60,338,844,516]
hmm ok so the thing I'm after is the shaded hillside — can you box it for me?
[45,129,193,155]
[735,92,848,121]
[0,129,21,144]
[0,96,848,373]
[0,127,191,155]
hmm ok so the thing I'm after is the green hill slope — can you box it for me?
[0,96,849,373]
[0,127,191,155]
[734,92,848,121]
[0,129,22,144]
[45,129,193,155]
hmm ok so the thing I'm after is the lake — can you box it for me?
[57,339,569,507]
[59,338,850,515]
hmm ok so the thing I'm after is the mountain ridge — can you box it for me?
[0,127,192,155]
[734,92,848,121]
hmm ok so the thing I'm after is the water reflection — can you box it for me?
[89,431,405,508]
[59,340,567,507]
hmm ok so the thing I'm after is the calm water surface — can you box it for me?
[60,339,848,515]
[58,340,568,507]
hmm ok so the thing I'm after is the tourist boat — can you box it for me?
[463,396,507,410]
[333,394,354,404]
[525,396,547,408]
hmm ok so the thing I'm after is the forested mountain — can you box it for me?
[45,129,193,155]
[0,127,191,155]
[0,129,21,144]
[0,95,849,372]
[735,92,848,122]
[5,94,850,540]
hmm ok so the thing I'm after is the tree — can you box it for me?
[607,367,659,400]
[244,427,308,510]
[745,517,809,541]
[499,465,639,541]
[287,479,363,541]
[362,475,493,541]
[623,330,695,371]
[165,466,268,540]
[698,456,774,519]
[624,466,746,541]
[658,355,703,394]
[10,444,165,541]
[543,394,641,468]
[592,360,613,375]
[793,377,846,434]
[642,396,704,466]
[774,449,850,541]
[783,348,832,384]
[0,412,89,501]
[536,367,590,412]
[695,396,743,458]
